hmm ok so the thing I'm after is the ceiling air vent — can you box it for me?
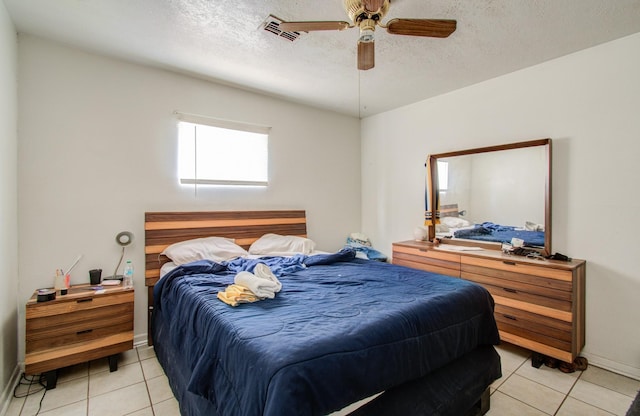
[262,15,301,42]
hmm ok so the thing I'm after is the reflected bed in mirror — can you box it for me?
[427,139,551,256]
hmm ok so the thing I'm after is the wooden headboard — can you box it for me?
[144,210,307,344]
[439,203,460,218]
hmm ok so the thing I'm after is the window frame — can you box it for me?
[175,112,270,187]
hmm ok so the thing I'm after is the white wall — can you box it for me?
[362,33,640,379]
[0,0,18,408]
[17,35,361,357]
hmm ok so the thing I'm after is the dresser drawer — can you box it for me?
[495,314,571,353]
[461,256,573,282]
[495,304,571,343]
[471,277,571,312]
[393,245,460,277]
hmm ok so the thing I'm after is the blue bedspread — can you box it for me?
[454,222,545,247]
[153,250,499,416]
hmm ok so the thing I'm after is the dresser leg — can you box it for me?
[108,355,118,372]
[43,370,58,390]
[531,352,544,368]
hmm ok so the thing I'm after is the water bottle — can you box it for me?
[123,260,134,289]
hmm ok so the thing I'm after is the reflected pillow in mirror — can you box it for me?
[441,216,473,228]
[525,221,545,231]
[162,236,248,265]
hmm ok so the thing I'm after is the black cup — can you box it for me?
[89,269,102,285]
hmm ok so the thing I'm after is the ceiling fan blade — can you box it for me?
[279,21,351,32]
[358,41,375,70]
[385,18,457,38]
[363,0,385,13]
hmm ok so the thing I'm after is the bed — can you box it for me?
[145,210,502,416]
[435,204,545,248]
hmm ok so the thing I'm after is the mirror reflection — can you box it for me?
[431,141,550,251]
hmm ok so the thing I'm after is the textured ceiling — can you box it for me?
[4,0,640,117]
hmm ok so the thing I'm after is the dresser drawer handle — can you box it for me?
[503,287,518,294]
[76,329,93,335]
[77,298,93,303]
[503,314,517,321]
[502,261,517,266]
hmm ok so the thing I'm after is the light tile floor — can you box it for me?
[4,343,639,416]
[487,343,639,416]
[5,346,179,416]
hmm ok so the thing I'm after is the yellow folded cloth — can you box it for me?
[217,284,261,307]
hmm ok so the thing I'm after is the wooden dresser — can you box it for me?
[392,240,586,365]
[25,284,134,389]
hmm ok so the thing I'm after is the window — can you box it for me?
[437,160,448,191]
[176,112,269,187]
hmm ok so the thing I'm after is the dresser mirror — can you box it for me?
[427,138,551,256]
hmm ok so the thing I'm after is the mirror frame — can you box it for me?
[427,138,552,257]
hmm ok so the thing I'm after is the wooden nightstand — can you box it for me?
[25,284,134,389]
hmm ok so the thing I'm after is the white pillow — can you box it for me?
[161,237,248,265]
[160,261,178,278]
[441,216,473,228]
[249,234,316,256]
[525,221,545,231]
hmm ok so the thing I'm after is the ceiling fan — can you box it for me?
[279,0,457,70]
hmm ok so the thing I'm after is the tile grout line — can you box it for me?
[138,348,157,416]
[551,368,583,415]
[493,356,557,415]
[86,366,91,416]
[498,357,569,416]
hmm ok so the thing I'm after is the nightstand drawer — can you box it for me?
[26,303,134,353]
[26,291,133,319]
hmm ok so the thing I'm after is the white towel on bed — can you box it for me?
[234,264,282,299]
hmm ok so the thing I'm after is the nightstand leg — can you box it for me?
[108,355,118,372]
[43,370,58,390]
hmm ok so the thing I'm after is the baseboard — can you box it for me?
[0,363,22,416]
[133,333,148,348]
[582,352,640,381]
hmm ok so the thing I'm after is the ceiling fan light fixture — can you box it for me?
[359,28,375,43]
[359,18,376,43]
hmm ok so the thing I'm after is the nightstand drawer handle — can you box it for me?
[77,298,93,303]
[503,287,518,294]
[503,314,517,321]
[76,329,93,335]
[502,261,517,266]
